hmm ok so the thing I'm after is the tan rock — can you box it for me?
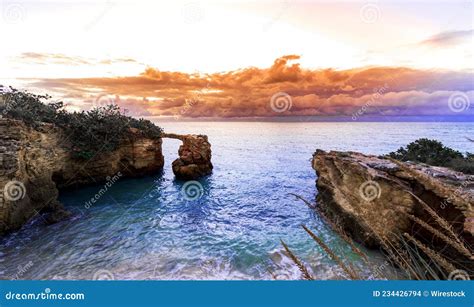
[312,150,473,255]
[0,118,164,235]
[163,133,213,180]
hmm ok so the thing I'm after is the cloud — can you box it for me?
[420,29,473,47]
[27,55,474,118]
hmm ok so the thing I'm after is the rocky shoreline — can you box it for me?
[0,118,212,235]
[1,114,471,278]
[312,150,473,275]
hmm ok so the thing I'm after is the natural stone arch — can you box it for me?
[162,133,213,180]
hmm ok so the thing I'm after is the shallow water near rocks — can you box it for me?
[1,121,472,280]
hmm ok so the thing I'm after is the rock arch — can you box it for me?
[162,133,213,180]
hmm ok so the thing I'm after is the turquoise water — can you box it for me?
[1,121,472,280]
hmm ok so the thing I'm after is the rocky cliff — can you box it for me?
[0,118,164,235]
[312,150,473,259]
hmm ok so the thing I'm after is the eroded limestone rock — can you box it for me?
[164,133,213,180]
[0,119,164,235]
[312,150,473,254]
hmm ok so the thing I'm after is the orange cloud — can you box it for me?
[29,55,474,118]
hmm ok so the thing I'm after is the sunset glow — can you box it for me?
[1,0,473,118]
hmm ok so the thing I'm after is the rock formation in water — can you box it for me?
[163,133,213,180]
[312,150,473,257]
[0,118,164,235]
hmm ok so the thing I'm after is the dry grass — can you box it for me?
[280,239,314,280]
[289,193,316,209]
[302,225,360,279]
[265,267,279,280]
[290,193,369,262]
[403,233,457,274]
[389,158,470,209]
[411,192,461,243]
[397,209,472,259]
[363,222,423,280]
[315,207,369,263]
[283,193,472,280]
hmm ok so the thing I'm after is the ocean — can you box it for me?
[1,121,472,280]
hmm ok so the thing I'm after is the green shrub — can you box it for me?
[1,87,163,159]
[388,138,473,174]
[447,156,474,174]
[0,89,63,127]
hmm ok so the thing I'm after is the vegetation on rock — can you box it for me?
[388,138,473,174]
[0,87,163,159]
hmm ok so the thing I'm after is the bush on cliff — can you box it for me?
[0,87,163,159]
[388,138,473,174]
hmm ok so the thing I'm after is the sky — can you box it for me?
[0,0,473,118]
